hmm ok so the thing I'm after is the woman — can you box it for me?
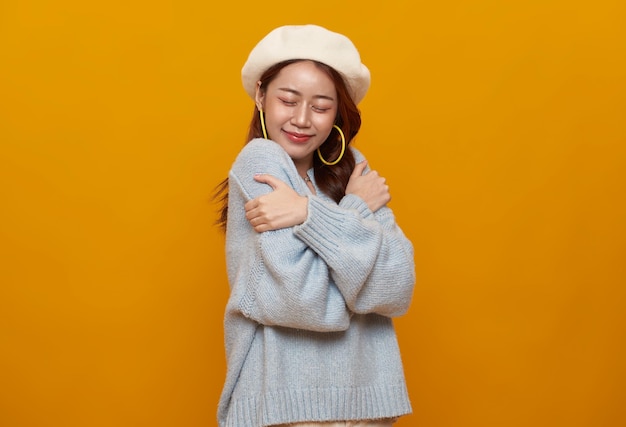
[215,24,416,427]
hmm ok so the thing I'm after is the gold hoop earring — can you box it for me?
[259,109,268,139]
[317,125,346,166]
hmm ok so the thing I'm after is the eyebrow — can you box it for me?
[277,87,335,102]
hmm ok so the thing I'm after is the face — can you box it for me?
[256,60,338,174]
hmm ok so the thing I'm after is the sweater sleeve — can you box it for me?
[293,149,416,318]
[226,139,351,332]
[293,197,415,317]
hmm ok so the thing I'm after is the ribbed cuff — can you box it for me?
[339,194,374,219]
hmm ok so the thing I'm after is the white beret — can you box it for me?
[241,24,371,105]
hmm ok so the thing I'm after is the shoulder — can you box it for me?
[234,138,290,164]
[349,145,367,163]
[229,138,301,190]
[233,138,293,173]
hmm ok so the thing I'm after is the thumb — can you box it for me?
[351,160,368,178]
[253,173,285,190]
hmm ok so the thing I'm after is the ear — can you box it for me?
[254,81,265,110]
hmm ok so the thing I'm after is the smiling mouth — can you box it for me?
[283,129,313,143]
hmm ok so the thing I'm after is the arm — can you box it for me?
[244,173,309,233]
[244,159,388,232]
[242,145,416,318]
[226,139,351,332]
[294,191,415,318]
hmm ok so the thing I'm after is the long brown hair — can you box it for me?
[213,59,362,231]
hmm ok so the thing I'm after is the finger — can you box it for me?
[250,217,261,228]
[351,160,368,178]
[244,198,258,212]
[245,207,258,221]
[253,173,285,190]
[247,215,267,232]
[253,223,268,233]
[248,214,267,229]
[245,200,263,218]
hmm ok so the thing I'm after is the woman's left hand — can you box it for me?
[245,174,308,232]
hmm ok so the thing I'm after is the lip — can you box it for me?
[283,129,313,144]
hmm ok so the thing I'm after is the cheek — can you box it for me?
[265,104,289,126]
[315,116,336,135]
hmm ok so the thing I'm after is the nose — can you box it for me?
[291,104,311,129]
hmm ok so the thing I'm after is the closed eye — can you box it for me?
[313,106,331,112]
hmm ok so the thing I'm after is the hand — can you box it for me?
[345,160,391,212]
[245,174,308,232]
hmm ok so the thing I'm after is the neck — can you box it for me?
[293,158,313,180]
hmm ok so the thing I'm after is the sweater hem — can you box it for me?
[221,384,412,427]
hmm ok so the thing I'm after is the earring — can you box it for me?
[259,109,268,139]
[317,125,346,166]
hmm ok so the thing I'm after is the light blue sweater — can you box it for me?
[217,139,416,427]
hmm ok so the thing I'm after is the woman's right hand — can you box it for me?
[345,160,391,212]
[245,174,308,232]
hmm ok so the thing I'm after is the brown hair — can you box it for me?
[213,59,362,231]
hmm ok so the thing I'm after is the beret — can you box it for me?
[241,24,371,105]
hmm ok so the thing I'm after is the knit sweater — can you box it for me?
[217,138,416,427]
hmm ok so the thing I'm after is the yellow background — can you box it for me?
[1,1,625,426]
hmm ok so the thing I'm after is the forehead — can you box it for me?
[269,61,337,98]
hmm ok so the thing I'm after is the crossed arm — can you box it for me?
[227,139,415,331]
[245,159,391,232]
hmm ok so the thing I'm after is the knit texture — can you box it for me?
[217,139,415,427]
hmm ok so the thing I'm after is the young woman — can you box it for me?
[215,24,416,427]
